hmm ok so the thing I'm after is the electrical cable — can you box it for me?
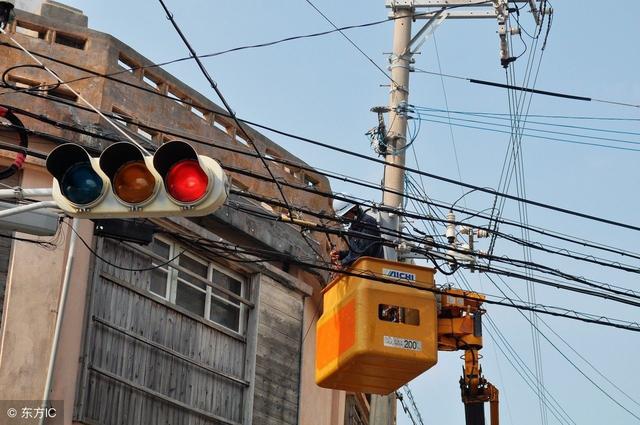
[410,111,640,147]
[396,390,419,425]
[9,110,640,305]
[230,186,640,308]
[1,51,638,234]
[156,229,640,333]
[64,220,185,272]
[7,93,640,304]
[156,0,325,262]
[11,115,640,310]
[0,10,457,99]
[413,107,640,132]
[1,64,61,92]
[0,27,153,155]
[490,265,640,413]
[413,68,640,109]
[303,0,398,86]
[412,107,640,122]
[432,34,467,208]
[12,98,640,268]
[0,104,27,180]
[412,116,640,152]
[405,178,576,425]
[485,273,640,421]
[12,100,640,271]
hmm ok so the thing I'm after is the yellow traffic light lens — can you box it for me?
[113,161,156,204]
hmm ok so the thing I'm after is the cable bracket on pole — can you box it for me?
[12,186,23,201]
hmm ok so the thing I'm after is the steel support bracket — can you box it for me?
[387,0,415,9]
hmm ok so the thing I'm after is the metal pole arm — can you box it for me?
[0,187,53,200]
[0,201,59,218]
[488,383,499,425]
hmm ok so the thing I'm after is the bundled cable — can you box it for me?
[0,104,27,180]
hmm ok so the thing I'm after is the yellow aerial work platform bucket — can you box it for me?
[315,257,438,395]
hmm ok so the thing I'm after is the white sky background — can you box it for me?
[43,1,640,424]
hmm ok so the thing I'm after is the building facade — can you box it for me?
[0,3,370,424]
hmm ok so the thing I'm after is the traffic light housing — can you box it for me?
[46,141,228,218]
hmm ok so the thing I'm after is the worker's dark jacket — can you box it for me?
[338,210,384,266]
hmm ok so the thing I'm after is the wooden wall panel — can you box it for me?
[252,276,304,425]
[76,238,247,425]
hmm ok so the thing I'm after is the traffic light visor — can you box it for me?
[46,143,105,207]
[154,141,210,205]
[100,143,158,206]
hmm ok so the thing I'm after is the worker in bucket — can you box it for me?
[330,195,384,268]
[0,0,15,29]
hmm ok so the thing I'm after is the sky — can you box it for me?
[37,1,640,424]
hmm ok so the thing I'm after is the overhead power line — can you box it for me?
[486,274,640,422]
[411,110,640,148]
[413,107,640,137]
[1,44,638,232]
[156,0,324,260]
[8,102,640,277]
[156,0,291,215]
[414,68,640,109]
[413,107,640,122]
[8,105,640,303]
[411,116,640,153]
[6,117,640,331]
[9,108,640,309]
[166,229,640,333]
[0,10,455,100]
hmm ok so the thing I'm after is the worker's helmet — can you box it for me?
[333,194,358,218]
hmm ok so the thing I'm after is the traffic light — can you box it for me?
[46,140,229,218]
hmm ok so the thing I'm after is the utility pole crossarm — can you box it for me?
[386,0,528,6]
[413,10,497,19]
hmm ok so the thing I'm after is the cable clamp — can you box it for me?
[12,186,23,201]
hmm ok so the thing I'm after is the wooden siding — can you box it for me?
[252,275,304,425]
[75,238,248,425]
[345,395,368,425]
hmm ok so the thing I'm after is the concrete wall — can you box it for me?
[14,0,45,15]
[48,219,93,424]
[299,293,347,425]
[0,164,71,402]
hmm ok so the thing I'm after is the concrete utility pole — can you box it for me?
[374,1,548,424]
[379,5,413,265]
[371,4,413,425]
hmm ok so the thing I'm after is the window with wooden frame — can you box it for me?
[147,237,246,334]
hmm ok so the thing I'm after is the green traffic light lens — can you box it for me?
[61,162,104,205]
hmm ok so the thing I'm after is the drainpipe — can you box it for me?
[39,217,79,425]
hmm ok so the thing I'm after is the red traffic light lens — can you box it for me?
[166,159,209,203]
[113,161,156,204]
